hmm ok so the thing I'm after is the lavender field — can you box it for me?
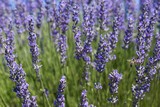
[0,0,159,107]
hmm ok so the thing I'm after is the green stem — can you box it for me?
[36,67,51,107]
[39,77,51,107]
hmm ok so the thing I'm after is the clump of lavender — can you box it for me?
[36,0,44,29]
[71,3,83,60]
[107,1,123,59]
[27,0,37,15]
[132,66,150,107]
[131,6,159,104]
[82,5,96,56]
[146,33,160,71]
[4,21,37,107]
[74,29,83,60]
[108,70,122,103]
[56,0,70,66]
[13,9,25,34]
[14,1,26,34]
[54,76,66,107]
[59,0,70,34]
[132,32,160,106]
[57,34,67,66]
[77,5,97,83]
[123,0,135,49]
[144,2,159,53]
[72,3,79,33]
[135,0,151,63]
[80,90,95,107]
[94,35,111,72]
[17,2,27,31]
[97,0,110,31]
[45,0,54,23]
[50,2,60,49]
[28,16,41,78]
[132,32,159,107]
[80,90,89,107]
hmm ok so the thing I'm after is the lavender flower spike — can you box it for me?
[54,76,66,107]
[5,21,37,107]
[28,16,41,78]
[80,90,89,107]
[132,66,150,107]
[108,70,122,103]
[57,34,67,66]
[123,0,135,49]
[80,90,95,107]
[94,35,111,72]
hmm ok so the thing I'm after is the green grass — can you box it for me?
[0,22,159,107]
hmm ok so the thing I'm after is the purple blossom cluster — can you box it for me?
[94,35,111,72]
[4,21,37,107]
[28,16,41,78]
[97,0,112,31]
[82,5,96,56]
[135,0,152,64]
[94,82,103,90]
[0,0,160,107]
[108,70,122,103]
[57,34,67,66]
[36,0,44,29]
[132,66,151,107]
[123,0,135,49]
[54,76,66,107]
[80,90,95,107]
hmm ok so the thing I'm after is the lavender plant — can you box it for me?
[94,35,111,72]
[123,0,135,49]
[0,0,160,107]
[28,16,41,79]
[80,90,95,107]
[108,70,122,104]
[54,76,66,107]
[4,20,38,107]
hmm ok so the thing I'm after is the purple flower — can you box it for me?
[59,0,70,34]
[135,0,152,64]
[74,28,83,60]
[4,21,37,107]
[14,1,27,34]
[45,0,53,23]
[123,0,135,49]
[144,3,159,54]
[57,34,67,66]
[108,1,122,52]
[54,76,66,107]
[94,82,103,90]
[27,0,37,15]
[94,35,111,72]
[108,70,122,94]
[80,90,89,107]
[132,65,152,107]
[82,4,96,53]
[97,0,111,31]
[36,0,44,28]
[28,16,41,78]
[72,3,80,32]
[108,70,122,103]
